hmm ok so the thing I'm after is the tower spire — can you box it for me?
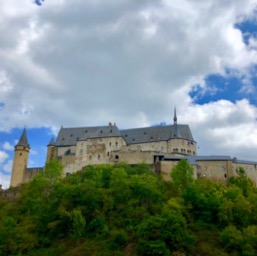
[173,107,177,124]
[16,128,30,148]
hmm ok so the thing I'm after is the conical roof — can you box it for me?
[48,137,56,146]
[16,128,30,148]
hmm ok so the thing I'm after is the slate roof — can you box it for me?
[232,158,257,165]
[16,128,30,148]
[48,137,56,146]
[56,124,195,147]
[121,124,194,144]
[56,125,121,146]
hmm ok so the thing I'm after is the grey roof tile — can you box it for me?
[121,124,194,144]
[16,128,30,148]
[56,123,195,146]
[56,125,121,146]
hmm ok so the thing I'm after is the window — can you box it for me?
[115,142,118,147]
[89,155,92,160]
[109,142,112,147]
[20,153,22,156]
[107,152,110,157]
[98,155,101,160]
[115,155,119,160]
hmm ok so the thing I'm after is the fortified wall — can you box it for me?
[6,110,257,189]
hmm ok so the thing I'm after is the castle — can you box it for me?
[9,110,257,188]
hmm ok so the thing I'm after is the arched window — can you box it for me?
[115,155,119,160]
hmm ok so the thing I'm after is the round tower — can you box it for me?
[10,128,30,188]
[46,137,56,163]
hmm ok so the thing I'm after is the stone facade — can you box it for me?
[8,112,257,188]
[157,155,257,186]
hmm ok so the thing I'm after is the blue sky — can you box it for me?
[1,0,257,188]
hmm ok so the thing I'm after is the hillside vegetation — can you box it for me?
[1,159,257,256]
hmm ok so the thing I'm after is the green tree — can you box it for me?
[137,211,193,255]
[171,159,194,194]
[229,167,253,197]
[70,209,86,239]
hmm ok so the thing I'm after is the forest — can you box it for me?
[1,159,257,256]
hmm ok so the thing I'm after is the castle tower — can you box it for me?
[10,128,30,187]
[46,137,56,163]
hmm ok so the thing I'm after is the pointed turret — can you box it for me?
[16,128,30,148]
[172,107,181,138]
[48,137,56,146]
[46,137,56,163]
[10,128,30,187]
[173,107,177,124]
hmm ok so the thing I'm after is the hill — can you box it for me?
[1,159,257,256]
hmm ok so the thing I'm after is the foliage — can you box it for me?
[1,164,257,255]
[171,159,194,194]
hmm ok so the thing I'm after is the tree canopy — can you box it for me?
[0,160,257,255]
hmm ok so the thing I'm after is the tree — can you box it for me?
[137,211,193,255]
[171,159,194,194]
[70,209,86,239]
[43,159,63,186]
[229,167,253,197]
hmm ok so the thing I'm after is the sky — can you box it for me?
[1,0,257,188]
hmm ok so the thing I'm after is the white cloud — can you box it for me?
[2,141,13,151]
[3,160,13,173]
[0,0,256,161]
[179,99,257,160]
[0,173,10,189]
[0,151,8,164]
[30,149,38,155]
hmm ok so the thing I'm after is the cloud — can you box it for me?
[0,151,8,164]
[0,173,10,189]
[0,0,256,161]
[2,141,13,151]
[180,99,257,160]
[3,159,13,173]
